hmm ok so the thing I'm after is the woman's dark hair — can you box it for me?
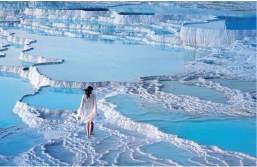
[85,86,93,99]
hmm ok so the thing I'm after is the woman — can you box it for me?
[77,86,99,137]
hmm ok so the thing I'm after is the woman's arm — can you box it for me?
[93,94,99,116]
[78,95,84,117]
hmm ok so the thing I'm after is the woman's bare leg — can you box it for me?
[90,122,94,134]
[86,122,90,137]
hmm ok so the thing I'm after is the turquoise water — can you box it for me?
[185,20,226,30]
[0,73,32,127]
[221,16,257,30]
[0,74,44,157]
[161,81,228,103]
[209,79,256,92]
[0,46,24,66]
[106,94,256,157]
[45,141,75,164]
[11,29,206,82]
[184,17,256,30]
[0,127,44,156]
[140,141,195,166]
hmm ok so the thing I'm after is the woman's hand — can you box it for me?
[75,107,83,120]
[79,111,83,117]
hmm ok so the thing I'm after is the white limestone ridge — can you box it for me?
[0,10,23,18]
[7,35,35,45]
[20,52,64,64]
[0,28,65,64]
[24,8,111,20]
[180,25,256,47]
[13,100,74,128]
[15,11,218,48]
[0,28,35,45]
[135,78,256,117]
[0,27,13,37]
[186,37,256,80]
[21,44,64,65]
[0,65,138,89]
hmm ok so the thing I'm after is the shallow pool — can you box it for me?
[0,127,44,156]
[0,45,24,66]
[160,81,228,103]
[12,29,206,82]
[140,141,195,166]
[0,73,44,158]
[106,94,256,157]
[209,79,256,92]
[0,73,32,127]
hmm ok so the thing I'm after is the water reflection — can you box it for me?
[0,71,22,79]
[83,38,116,44]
